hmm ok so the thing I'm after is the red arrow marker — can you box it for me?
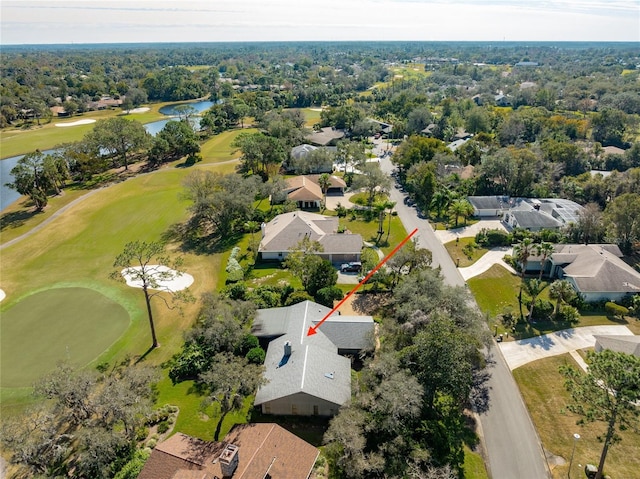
[307,228,418,336]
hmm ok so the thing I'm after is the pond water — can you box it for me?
[158,100,215,116]
[144,117,202,137]
[1,100,213,212]
[1,149,56,211]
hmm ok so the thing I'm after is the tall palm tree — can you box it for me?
[513,238,534,321]
[373,200,387,243]
[549,280,576,319]
[448,199,466,228]
[318,173,331,212]
[431,188,451,220]
[385,200,396,241]
[523,279,548,322]
[459,199,475,226]
[535,242,555,280]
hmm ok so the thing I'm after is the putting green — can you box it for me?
[1,287,129,388]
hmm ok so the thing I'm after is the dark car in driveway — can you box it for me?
[340,262,362,272]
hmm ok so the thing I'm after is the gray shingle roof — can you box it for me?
[510,210,562,229]
[291,144,317,160]
[259,212,362,256]
[312,316,375,351]
[467,196,509,210]
[254,301,356,407]
[305,128,345,146]
[594,335,640,356]
[552,244,640,294]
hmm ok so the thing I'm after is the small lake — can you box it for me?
[1,149,56,211]
[158,100,215,116]
[144,117,202,137]
[1,100,213,212]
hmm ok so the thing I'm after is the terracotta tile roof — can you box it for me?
[138,424,318,479]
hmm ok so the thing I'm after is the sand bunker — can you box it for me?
[0,289,5,302]
[55,119,97,127]
[121,265,193,292]
[128,107,150,114]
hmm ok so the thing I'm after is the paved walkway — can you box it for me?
[435,219,507,243]
[498,325,634,370]
[458,246,516,280]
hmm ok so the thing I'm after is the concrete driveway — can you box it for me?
[499,325,634,370]
[458,246,516,280]
[435,220,508,243]
[324,192,357,210]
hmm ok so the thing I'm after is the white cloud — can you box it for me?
[1,0,638,44]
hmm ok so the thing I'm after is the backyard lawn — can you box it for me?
[513,354,640,479]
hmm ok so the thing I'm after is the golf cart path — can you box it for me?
[1,188,104,251]
[499,325,634,370]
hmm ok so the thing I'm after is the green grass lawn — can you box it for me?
[468,265,640,339]
[301,107,322,127]
[463,445,489,479]
[467,264,520,317]
[514,354,640,479]
[199,128,258,162]
[444,237,488,267]
[0,287,130,388]
[0,161,226,413]
[341,215,407,255]
[154,373,254,441]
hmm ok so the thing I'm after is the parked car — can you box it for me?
[340,262,362,273]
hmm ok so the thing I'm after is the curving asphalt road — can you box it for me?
[378,151,550,479]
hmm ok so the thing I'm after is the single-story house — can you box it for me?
[421,123,437,136]
[137,423,319,479]
[467,196,510,217]
[252,300,374,416]
[291,143,318,160]
[305,127,345,147]
[284,176,323,209]
[495,93,511,107]
[526,243,640,302]
[287,144,334,174]
[368,118,393,135]
[502,198,583,232]
[447,137,471,152]
[259,211,362,263]
[284,175,347,209]
[594,335,640,357]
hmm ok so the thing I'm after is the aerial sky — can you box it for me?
[1,0,639,45]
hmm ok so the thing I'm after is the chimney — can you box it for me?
[219,444,239,478]
[284,341,292,357]
[260,222,266,238]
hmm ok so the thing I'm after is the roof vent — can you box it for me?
[325,372,335,380]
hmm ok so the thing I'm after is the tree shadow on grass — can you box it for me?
[162,222,243,255]
[0,207,42,231]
